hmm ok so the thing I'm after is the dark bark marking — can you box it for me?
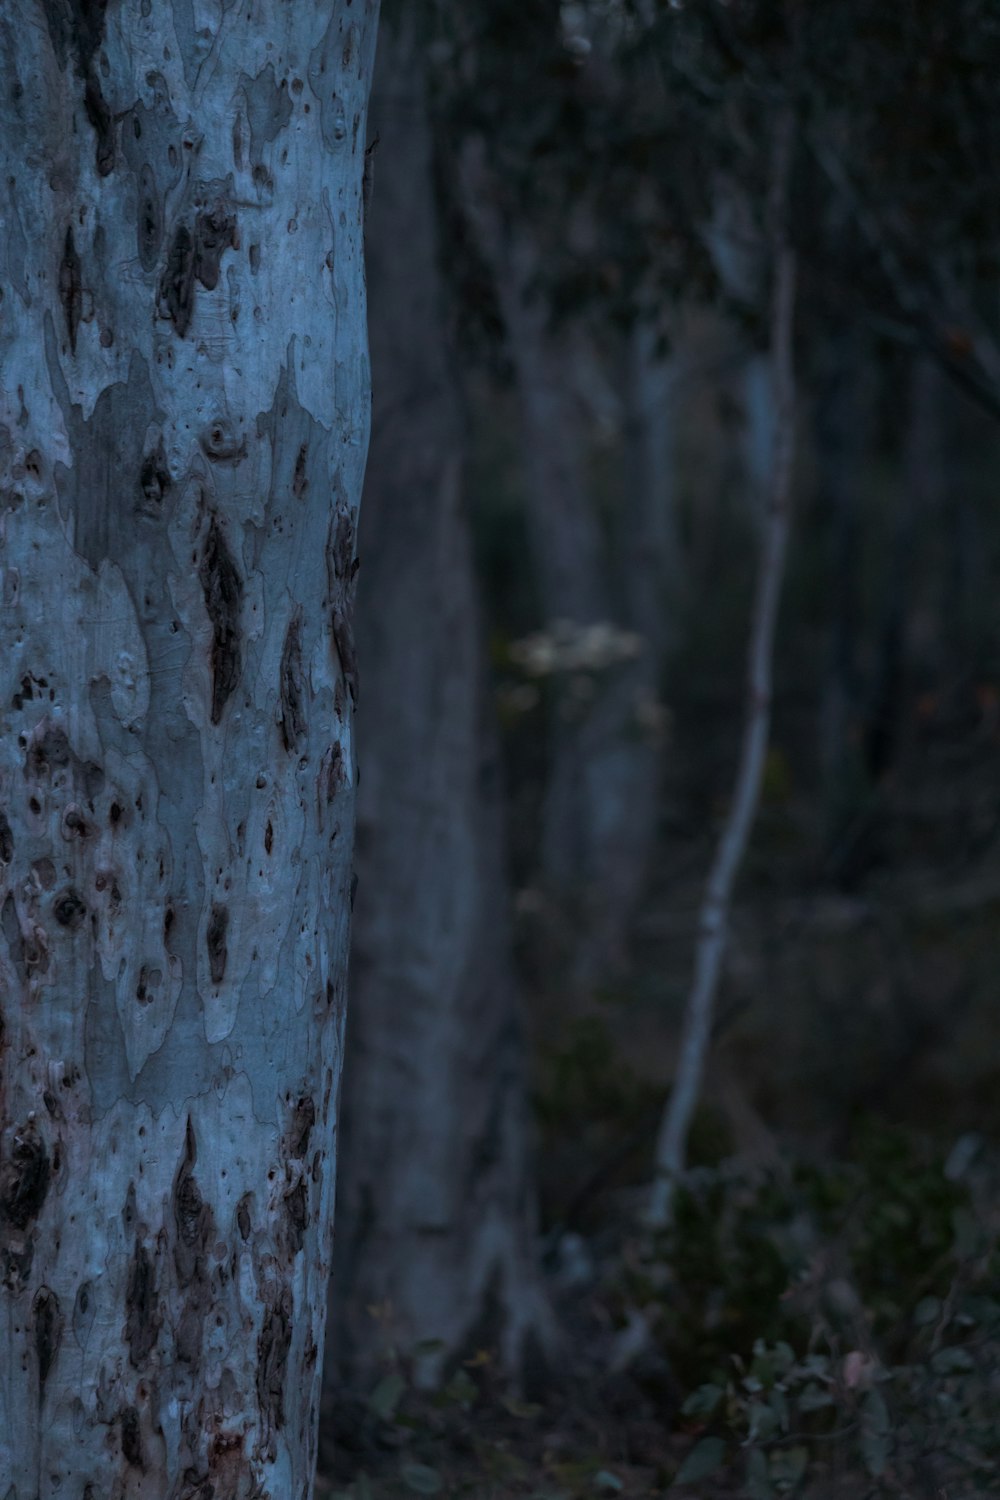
[53,886,87,929]
[199,416,243,464]
[42,1089,62,1120]
[199,519,243,723]
[286,1096,315,1159]
[328,506,356,585]
[236,1193,252,1241]
[83,71,114,175]
[139,434,171,510]
[1,1238,34,1290]
[25,724,72,778]
[172,1118,212,1285]
[120,1404,144,1468]
[327,505,359,704]
[0,1118,51,1230]
[283,1179,307,1254]
[83,760,105,802]
[136,163,162,270]
[194,202,238,291]
[58,226,83,355]
[32,1284,63,1394]
[73,1278,95,1349]
[159,223,196,337]
[125,1241,160,1367]
[0,811,12,864]
[1,893,25,983]
[206,902,229,984]
[256,1287,292,1456]
[332,607,358,706]
[279,611,306,752]
[42,0,108,76]
[292,442,308,498]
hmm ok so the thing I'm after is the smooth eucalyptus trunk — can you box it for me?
[328,15,548,1394]
[0,4,377,1495]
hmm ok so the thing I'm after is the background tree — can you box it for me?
[327,4,551,1402]
[0,4,376,1493]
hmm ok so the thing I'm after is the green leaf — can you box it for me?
[745,1449,774,1500]
[931,1345,975,1374]
[502,1395,543,1419]
[914,1295,941,1326]
[797,1383,834,1412]
[747,1401,779,1443]
[443,1367,478,1409]
[400,1463,443,1495]
[860,1390,891,1478]
[681,1383,724,1417]
[770,1446,809,1492]
[368,1372,406,1422]
[674,1436,726,1486]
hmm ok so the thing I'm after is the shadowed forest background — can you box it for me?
[322,3,1000,1496]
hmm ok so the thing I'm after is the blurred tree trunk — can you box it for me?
[815,332,871,864]
[462,175,668,985]
[328,13,550,1396]
[0,3,376,1495]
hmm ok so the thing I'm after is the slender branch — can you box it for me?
[646,109,797,1229]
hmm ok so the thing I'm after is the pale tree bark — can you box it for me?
[462,154,667,984]
[648,116,797,1228]
[0,4,377,1495]
[327,13,550,1395]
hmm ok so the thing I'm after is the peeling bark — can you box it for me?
[0,2,378,1493]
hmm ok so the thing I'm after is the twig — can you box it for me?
[646,107,798,1229]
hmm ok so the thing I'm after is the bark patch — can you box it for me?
[206,902,229,984]
[53,886,87,929]
[136,163,163,270]
[0,812,13,864]
[194,202,238,291]
[327,505,360,705]
[256,1287,292,1458]
[279,611,306,751]
[25,723,72,779]
[172,1119,212,1285]
[83,71,114,175]
[287,1096,315,1159]
[120,1404,144,1468]
[199,519,243,723]
[32,1284,63,1395]
[139,435,171,510]
[159,223,196,337]
[283,1179,307,1254]
[58,226,83,355]
[292,442,308,498]
[125,1242,160,1367]
[0,1118,51,1229]
[0,895,23,984]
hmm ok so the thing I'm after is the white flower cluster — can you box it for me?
[509,619,644,678]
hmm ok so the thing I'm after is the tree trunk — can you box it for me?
[328,14,549,1395]
[0,5,377,1495]
[461,160,666,984]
